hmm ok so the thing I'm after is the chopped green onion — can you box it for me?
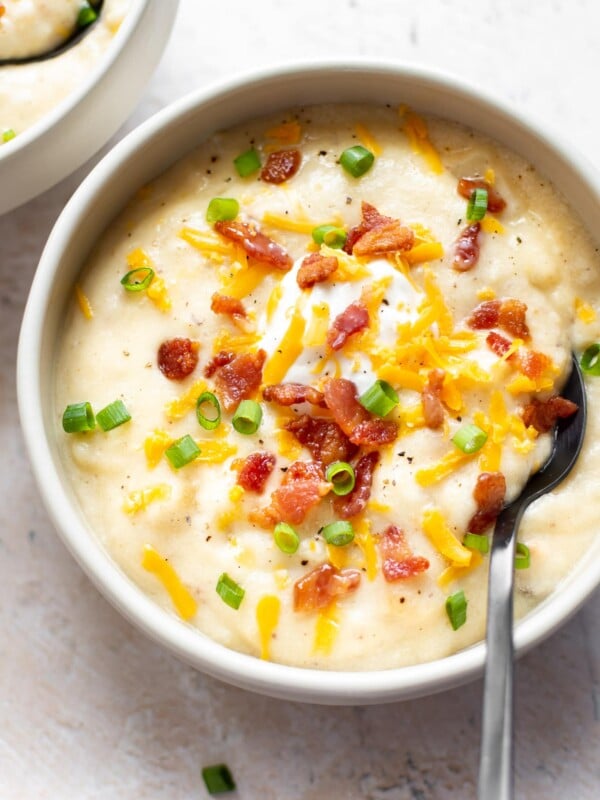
[580,343,600,376]
[321,520,355,547]
[232,400,262,435]
[96,399,131,432]
[196,391,221,431]
[515,542,530,570]
[463,532,489,554]
[206,197,239,224]
[311,224,347,249]
[273,522,300,554]
[120,267,154,292]
[359,379,399,417]
[234,148,261,177]
[452,423,488,454]
[2,129,16,143]
[340,145,375,178]
[216,573,245,609]
[445,590,468,630]
[325,461,356,496]
[466,188,488,221]
[62,402,95,433]
[77,3,98,27]
[165,434,201,469]
[201,764,236,795]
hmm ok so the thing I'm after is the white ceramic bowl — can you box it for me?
[0,0,179,215]
[17,62,600,705]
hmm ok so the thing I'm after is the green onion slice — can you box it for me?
[340,145,375,178]
[216,573,245,610]
[325,461,356,496]
[196,391,221,431]
[445,590,468,630]
[463,532,489,554]
[273,522,300,554]
[2,129,16,143]
[234,148,261,177]
[120,267,154,292]
[321,520,355,547]
[77,3,98,27]
[206,197,239,224]
[311,224,347,249]
[201,764,236,795]
[580,343,600,376]
[515,542,531,570]
[62,402,95,433]
[96,399,131,432]
[165,434,201,469]
[466,188,489,221]
[452,423,488,454]
[359,379,399,417]
[232,400,262,435]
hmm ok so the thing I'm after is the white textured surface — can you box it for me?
[1,0,599,797]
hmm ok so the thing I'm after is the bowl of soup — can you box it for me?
[17,62,600,704]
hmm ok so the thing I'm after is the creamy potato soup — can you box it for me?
[0,0,128,139]
[55,105,600,670]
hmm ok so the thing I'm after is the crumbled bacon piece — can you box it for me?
[469,300,501,329]
[352,221,415,257]
[343,201,393,254]
[333,451,379,519]
[468,299,529,339]
[326,300,369,350]
[263,383,327,408]
[457,177,507,213]
[237,451,276,493]
[214,220,292,270]
[323,378,398,448]
[453,222,481,271]
[211,293,247,321]
[261,149,302,184]
[157,338,199,380]
[267,460,331,525]
[522,396,578,433]
[486,331,513,358]
[297,252,338,289]
[378,524,430,582]
[293,562,361,612]
[207,349,266,411]
[468,472,507,533]
[421,368,445,429]
[285,414,358,466]
[516,350,552,380]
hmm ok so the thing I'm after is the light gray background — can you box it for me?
[1,1,599,797]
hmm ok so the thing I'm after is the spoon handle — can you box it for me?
[478,506,521,800]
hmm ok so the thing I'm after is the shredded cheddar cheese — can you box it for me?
[256,595,281,660]
[355,123,382,156]
[399,107,444,174]
[124,484,171,514]
[575,297,596,324]
[480,216,505,235]
[313,602,340,654]
[355,516,378,580]
[144,430,174,468]
[303,302,330,347]
[262,304,306,384]
[164,380,207,421]
[141,545,197,620]
[404,241,445,265]
[415,450,475,487]
[75,284,93,319]
[422,509,472,567]
[438,550,484,588]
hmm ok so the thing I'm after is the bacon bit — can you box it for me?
[297,252,338,289]
[343,201,392,254]
[458,177,507,213]
[468,472,507,533]
[421,368,445,429]
[293,562,361,612]
[486,331,513,358]
[261,149,302,184]
[211,292,247,321]
[469,299,529,339]
[453,222,481,271]
[268,460,331,525]
[323,378,398,448]
[333,452,379,519]
[0,5,5,17]
[285,414,358,466]
[515,349,552,380]
[214,220,292,270]
[157,338,199,380]
[237,451,276,493]
[378,524,430,582]
[326,301,369,350]
[263,383,327,408]
[352,221,415,257]
[522,396,578,433]
[207,349,267,411]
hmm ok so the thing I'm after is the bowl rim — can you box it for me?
[17,59,600,704]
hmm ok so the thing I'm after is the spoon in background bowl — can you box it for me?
[0,0,103,66]
[477,354,587,800]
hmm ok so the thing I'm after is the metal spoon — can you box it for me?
[0,1,104,67]
[478,354,587,800]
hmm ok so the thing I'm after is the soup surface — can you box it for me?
[55,104,600,670]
